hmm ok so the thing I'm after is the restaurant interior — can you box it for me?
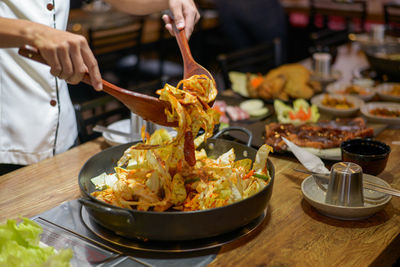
[1,0,400,266]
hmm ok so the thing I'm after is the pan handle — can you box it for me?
[213,126,253,147]
[78,198,135,224]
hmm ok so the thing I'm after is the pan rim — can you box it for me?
[79,138,275,215]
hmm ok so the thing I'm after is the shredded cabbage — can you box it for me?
[91,75,272,211]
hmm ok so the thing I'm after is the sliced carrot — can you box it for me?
[250,76,264,88]
[289,111,297,120]
[243,170,255,180]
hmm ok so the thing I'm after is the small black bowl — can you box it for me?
[340,138,391,176]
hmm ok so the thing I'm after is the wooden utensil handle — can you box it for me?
[171,21,194,64]
[18,46,92,85]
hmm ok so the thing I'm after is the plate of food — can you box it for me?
[213,99,272,124]
[264,117,375,161]
[361,102,400,125]
[376,83,400,102]
[326,81,376,101]
[311,93,364,117]
[229,63,322,102]
[274,98,320,125]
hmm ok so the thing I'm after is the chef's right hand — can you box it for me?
[30,26,103,91]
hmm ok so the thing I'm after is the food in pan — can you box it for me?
[91,130,273,211]
[369,107,400,118]
[321,94,355,109]
[91,75,273,212]
[274,99,319,125]
[265,117,373,151]
[246,64,321,101]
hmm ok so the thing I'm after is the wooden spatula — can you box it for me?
[171,21,217,89]
[18,46,178,127]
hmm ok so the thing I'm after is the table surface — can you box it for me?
[1,48,400,266]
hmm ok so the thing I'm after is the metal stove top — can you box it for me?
[32,199,265,267]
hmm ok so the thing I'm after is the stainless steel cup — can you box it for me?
[325,162,364,207]
[130,112,156,141]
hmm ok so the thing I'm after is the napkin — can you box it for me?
[282,137,330,174]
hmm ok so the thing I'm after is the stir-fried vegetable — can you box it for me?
[91,75,273,211]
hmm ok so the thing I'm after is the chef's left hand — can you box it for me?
[162,0,200,39]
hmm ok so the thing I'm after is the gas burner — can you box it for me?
[81,206,267,253]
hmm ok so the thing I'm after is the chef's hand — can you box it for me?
[31,27,103,91]
[162,0,200,39]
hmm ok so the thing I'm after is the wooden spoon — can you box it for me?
[171,22,217,90]
[18,47,178,127]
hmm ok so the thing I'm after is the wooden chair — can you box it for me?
[88,17,145,87]
[308,0,367,47]
[74,95,130,143]
[216,39,282,90]
[384,2,400,37]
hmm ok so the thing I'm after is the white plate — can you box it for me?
[311,93,364,117]
[103,119,177,146]
[301,174,392,220]
[103,119,132,146]
[361,102,400,125]
[326,81,376,101]
[376,83,400,102]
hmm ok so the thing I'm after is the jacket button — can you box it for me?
[47,3,54,11]
[50,99,57,106]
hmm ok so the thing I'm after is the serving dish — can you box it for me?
[326,81,376,101]
[311,93,364,117]
[376,83,400,102]
[363,44,400,82]
[360,102,400,125]
[301,174,392,220]
[79,127,275,241]
[349,33,399,46]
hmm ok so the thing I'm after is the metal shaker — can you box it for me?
[130,112,156,142]
[325,162,364,207]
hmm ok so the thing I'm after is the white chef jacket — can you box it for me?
[0,0,78,165]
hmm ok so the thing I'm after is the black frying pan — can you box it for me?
[78,127,274,241]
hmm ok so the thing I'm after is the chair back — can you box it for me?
[88,17,145,86]
[384,3,400,37]
[74,95,130,143]
[217,39,282,90]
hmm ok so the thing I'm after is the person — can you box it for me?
[0,0,200,175]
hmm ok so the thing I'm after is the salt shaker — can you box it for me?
[313,52,331,78]
[130,112,156,142]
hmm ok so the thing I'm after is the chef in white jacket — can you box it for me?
[0,0,199,174]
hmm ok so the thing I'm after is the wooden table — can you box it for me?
[1,129,399,266]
